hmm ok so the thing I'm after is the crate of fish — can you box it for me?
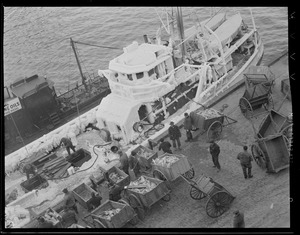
[132,145,158,168]
[126,175,171,209]
[151,153,194,181]
[91,200,135,228]
[106,166,130,188]
[72,183,98,210]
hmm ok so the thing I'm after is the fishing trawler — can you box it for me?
[95,8,264,145]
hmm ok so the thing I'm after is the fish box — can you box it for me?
[91,200,134,228]
[106,166,130,188]
[132,145,158,168]
[151,154,191,181]
[66,148,91,167]
[127,176,170,208]
[20,174,49,193]
[72,183,97,210]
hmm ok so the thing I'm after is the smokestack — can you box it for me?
[143,34,149,43]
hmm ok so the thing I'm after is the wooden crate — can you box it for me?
[106,166,130,188]
[260,135,289,173]
[127,176,170,208]
[91,200,134,228]
[258,110,288,138]
[20,174,49,193]
[66,148,91,167]
[72,183,97,209]
[132,145,158,168]
[151,153,191,181]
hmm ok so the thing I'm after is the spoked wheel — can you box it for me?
[190,184,206,200]
[153,169,168,181]
[182,160,195,179]
[251,144,267,169]
[128,194,145,221]
[207,121,223,141]
[239,97,253,119]
[281,124,293,153]
[93,219,106,228]
[205,191,233,218]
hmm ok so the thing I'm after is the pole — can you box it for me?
[250,8,258,47]
[176,7,186,61]
[70,38,87,90]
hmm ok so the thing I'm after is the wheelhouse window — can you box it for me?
[128,74,133,81]
[136,72,144,79]
[148,68,155,77]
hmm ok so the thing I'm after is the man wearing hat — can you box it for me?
[60,137,76,156]
[62,188,78,214]
[233,210,245,228]
[111,146,129,175]
[168,121,182,150]
[209,140,221,171]
[183,113,193,142]
[237,146,253,179]
[158,138,173,154]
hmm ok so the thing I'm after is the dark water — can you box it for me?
[4,7,288,94]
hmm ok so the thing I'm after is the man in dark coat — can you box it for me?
[37,216,55,228]
[88,192,102,211]
[129,151,141,178]
[60,137,76,156]
[109,183,123,202]
[183,113,193,142]
[62,188,78,214]
[168,121,182,150]
[61,207,78,228]
[237,146,253,179]
[233,210,245,228]
[23,163,37,180]
[158,138,172,154]
[209,140,221,171]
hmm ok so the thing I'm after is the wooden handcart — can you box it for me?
[72,183,98,210]
[120,176,171,221]
[239,68,275,118]
[250,109,291,173]
[89,200,138,228]
[182,174,235,218]
[190,108,237,141]
[151,153,195,182]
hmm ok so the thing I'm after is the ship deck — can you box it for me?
[5,50,291,228]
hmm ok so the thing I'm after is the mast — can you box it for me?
[176,7,186,61]
[70,37,87,89]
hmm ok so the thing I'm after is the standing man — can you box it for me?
[61,207,78,228]
[23,163,37,180]
[62,188,78,214]
[129,151,141,179]
[37,216,55,228]
[209,140,221,171]
[60,137,76,156]
[109,183,123,202]
[168,121,182,150]
[183,113,193,142]
[233,210,245,228]
[237,146,253,179]
[88,192,102,211]
[158,138,173,154]
[111,146,129,175]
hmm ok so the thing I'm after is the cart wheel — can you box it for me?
[129,214,139,226]
[239,97,253,119]
[183,167,195,179]
[162,193,171,202]
[128,194,145,221]
[190,185,206,200]
[251,144,267,169]
[93,219,106,228]
[153,169,168,181]
[205,191,232,218]
[281,124,293,153]
[207,121,223,141]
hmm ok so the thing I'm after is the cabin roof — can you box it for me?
[109,42,169,74]
[10,75,53,99]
